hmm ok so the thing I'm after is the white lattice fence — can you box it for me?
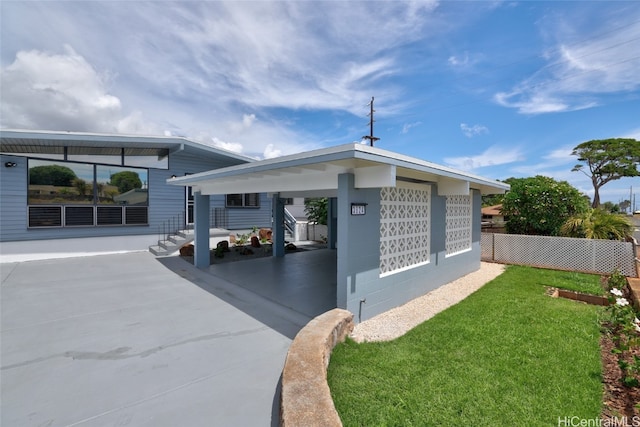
[481,233,637,277]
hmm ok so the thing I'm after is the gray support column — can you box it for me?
[327,197,338,250]
[430,188,446,265]
[194,191,210,268]
[336,173,356,310]
[471,189,482,243]
[272,193,285,257]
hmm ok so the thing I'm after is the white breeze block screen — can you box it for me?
[445,195,472,256]
[380,183,431,276]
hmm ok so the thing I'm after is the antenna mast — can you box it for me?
[362,97,380,147]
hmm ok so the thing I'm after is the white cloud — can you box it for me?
[460,123,489,138]
[0,45,159,134]
[210,137,244,155]
[263,144,282,159]
[444,145,523,171]
[623,128,640,140]
[124,1,439,116]
[447,51,483,69]
[229,114,257,133]
[401,121,422,134]
[0,1,442,157]
[448,54,468,67]
[494,15,640,114]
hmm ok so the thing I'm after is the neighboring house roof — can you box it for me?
[113,188,148,205]
[0,129,254,163]
[482,204,503,216]
[168,143,510,197]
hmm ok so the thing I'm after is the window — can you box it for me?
[27,158,148,228]
[96,165,148,205]
[28,159,94,205]
[226,193,260,208]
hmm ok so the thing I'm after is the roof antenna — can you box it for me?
[362,97,380,147]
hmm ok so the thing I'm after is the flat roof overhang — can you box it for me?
[167,143,510,197]
[0,129,254,163]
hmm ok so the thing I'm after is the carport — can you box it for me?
[168,143,509,322]
[206,246,337,319]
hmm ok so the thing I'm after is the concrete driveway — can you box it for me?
[1,252,310,427]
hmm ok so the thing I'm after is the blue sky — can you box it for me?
[1,1,639,205]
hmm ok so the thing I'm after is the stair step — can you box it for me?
[149,245,171,256]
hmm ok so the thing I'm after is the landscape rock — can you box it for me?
[179,244,194,256]
[216,240,230,252]
[259,228,272,241]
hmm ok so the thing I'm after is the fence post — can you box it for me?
[492,233,496,262]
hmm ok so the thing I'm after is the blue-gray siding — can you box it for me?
[0,152,271,242]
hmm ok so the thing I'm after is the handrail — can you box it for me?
[284,208,297,241]
[157,211,190,246]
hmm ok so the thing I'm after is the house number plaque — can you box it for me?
[351,203,367,215]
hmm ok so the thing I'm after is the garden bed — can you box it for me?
[180,241,327,265]
[601,335,640,421]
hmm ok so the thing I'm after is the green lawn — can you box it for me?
[328,266,604,426]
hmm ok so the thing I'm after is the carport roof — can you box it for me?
[167,143,510,197]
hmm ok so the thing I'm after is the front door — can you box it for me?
[186,186,194,225]
[185,174,194,225]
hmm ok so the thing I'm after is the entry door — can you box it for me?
[186,186,194,225]
[185,173,194,225]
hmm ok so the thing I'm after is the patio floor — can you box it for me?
[204,246,338,319]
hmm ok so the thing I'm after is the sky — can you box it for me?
[1,1,639,206]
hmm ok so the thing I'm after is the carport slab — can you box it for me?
[206,248,337,319]
[1,252,305,427]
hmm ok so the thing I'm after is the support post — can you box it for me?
[327,197,337,250]
[194,191,210,268]
[336,173,356,310]
[272,193,285,257]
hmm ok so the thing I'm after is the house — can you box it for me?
[481,204,506,229]
[168,143,510,322]
[0,129,272,260]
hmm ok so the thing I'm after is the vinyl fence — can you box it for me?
[481,233,638,277]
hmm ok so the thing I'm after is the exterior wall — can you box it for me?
[0,154,27,242]
[337,171,482,323]
[0,151,271,243]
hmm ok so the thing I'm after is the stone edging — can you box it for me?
[280,308,354,427]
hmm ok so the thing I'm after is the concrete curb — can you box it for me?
[280,308,354,427]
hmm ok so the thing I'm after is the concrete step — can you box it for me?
[149,245,175,256]
[149,227,228,256]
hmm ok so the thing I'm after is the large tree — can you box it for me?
[571,138,640,208]
[29,164,77,186]
[501,176,590,236]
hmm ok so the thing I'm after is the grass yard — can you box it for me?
[327,266,604,426]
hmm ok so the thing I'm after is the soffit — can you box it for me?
[168,143,510,196]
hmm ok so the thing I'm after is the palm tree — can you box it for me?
[560,209,633,240]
